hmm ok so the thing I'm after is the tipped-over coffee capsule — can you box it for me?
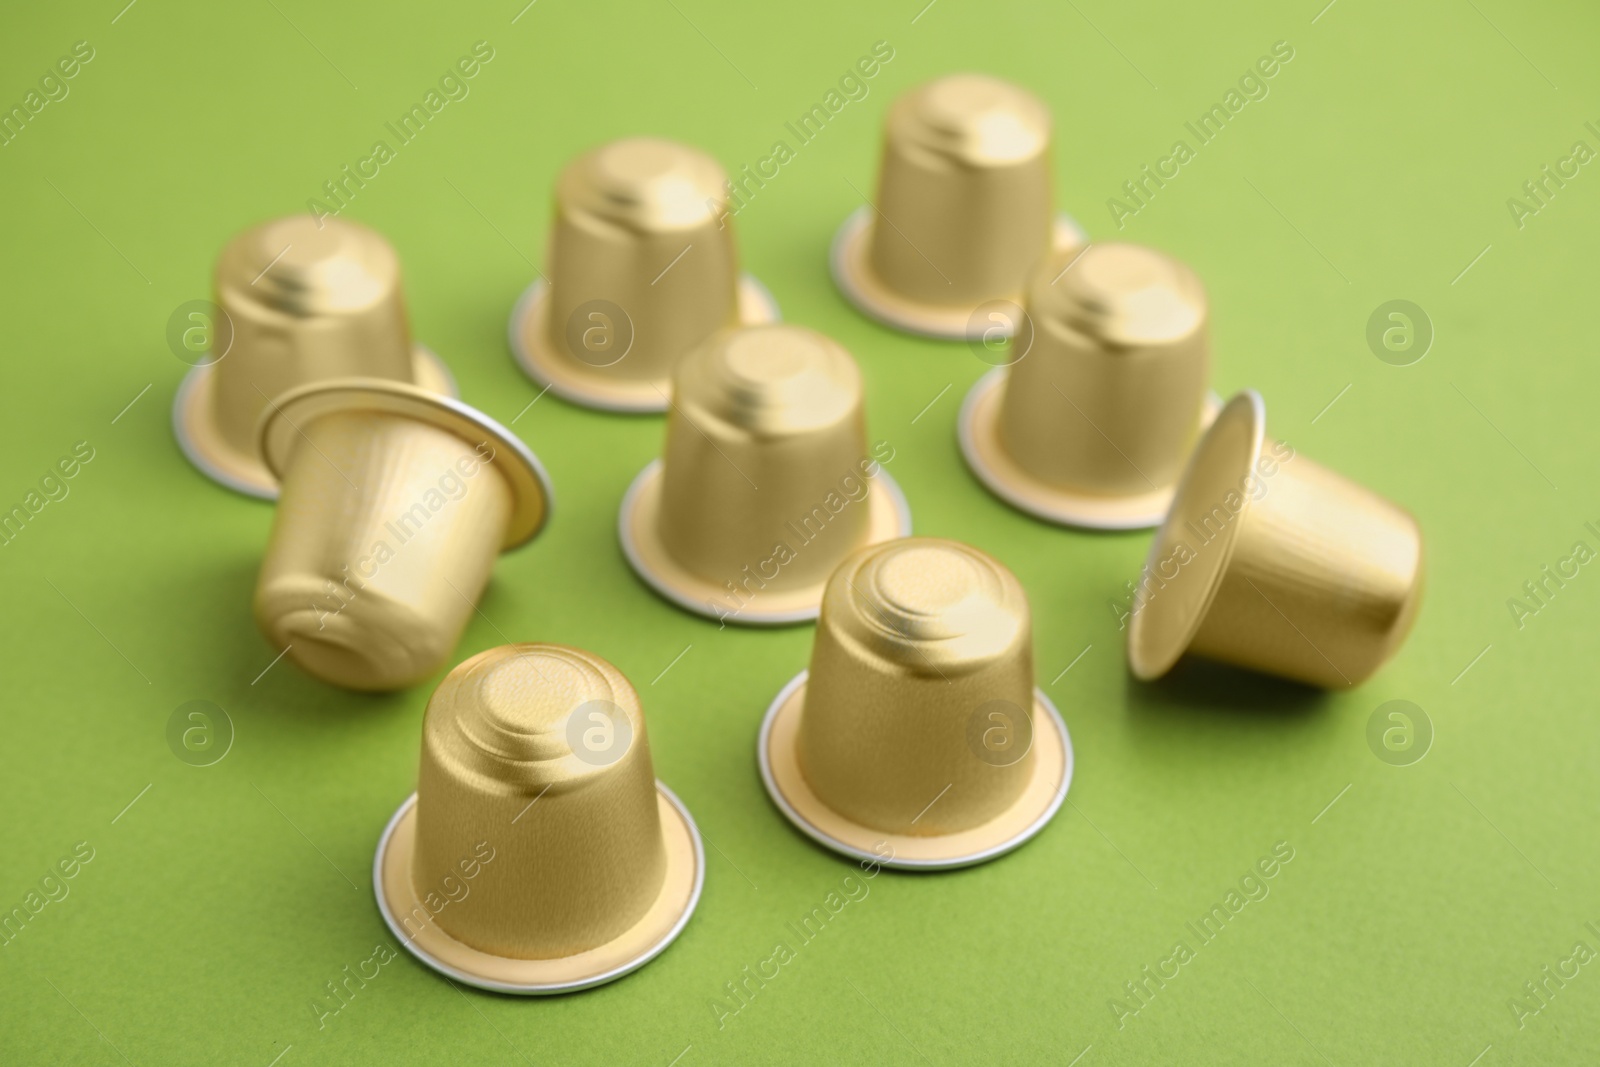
[960,241,1221,530]
[619,324,911,626]
[253,379,552,692]
[374,644,703,993]
[508,137,780,413]
[173,215,456,498]
[759,538,1073,869]
[1127,390,1425,688]
[831,73,1084,340]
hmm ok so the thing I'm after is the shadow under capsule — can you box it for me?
[234,571,539,722]
[215,550,494,720]
[1122,657,1330,727]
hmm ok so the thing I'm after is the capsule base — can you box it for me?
[374,785,703,995]
[172,345,456,499]
[759,671,1072,869]
[507,275,781,413]
[618,459,912,626]
[829,207,1086,340]
[959,369,1224,531]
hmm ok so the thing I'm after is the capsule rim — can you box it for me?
[1126,389,1267,680]
[507,274,781,413]
[617,458,913,626]
[757,670,1073,870]
[829,206,1086,340]
[372,784,704,995]
[958,368,1224,530]
[172,343,455,499]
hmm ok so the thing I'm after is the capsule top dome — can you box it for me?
[824,538,1028,665]
[676,324,862,435]
[560,137,728,232]
[218,215,401,318]
[892,74,1051,167]
[1028,241,1206,350]
[423,644,647,788]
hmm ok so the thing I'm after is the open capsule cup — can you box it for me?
[253,379,552,692]
[1127,390,1425,688]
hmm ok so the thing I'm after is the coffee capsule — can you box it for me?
[830,73,1084,340]
[1127,390,1425,688]
[253,379,552,692]
[172,215,456,499]
[960,241,1221,530]
[619,324,911,626]
[508,137,780,413]
[759,538,1072,869]
[374,644,703,994]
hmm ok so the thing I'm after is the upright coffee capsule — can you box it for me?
[374,644,703,994]
[831,73,1084,340]
[960,241,1220,530]
[508,137,780,413]
[1127,390,1425,688]
[619,324,911,625]
[253,379,552,692]
[759,538,1073,869]
[172,215,456,498]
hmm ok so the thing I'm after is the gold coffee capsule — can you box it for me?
[172,214,456,498]
[253,379,552,692]
[373,643,703,994]
[831,73,1084,340]
[759,538,1073,869]
[1127,390,1425,688]
[960,241,1221,530]
[508,137,780,413]
[619,323,911,625]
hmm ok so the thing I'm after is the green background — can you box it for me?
[2,0,1597,1063]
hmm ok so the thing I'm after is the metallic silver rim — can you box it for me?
[372,784,705,995]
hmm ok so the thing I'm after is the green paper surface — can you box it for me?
[1,1,1597,1063]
